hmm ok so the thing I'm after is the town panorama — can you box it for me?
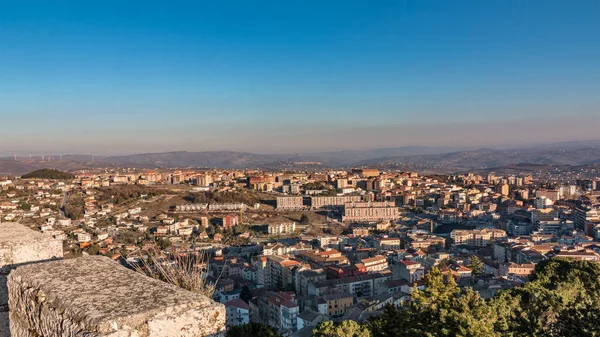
[2,161,600,336]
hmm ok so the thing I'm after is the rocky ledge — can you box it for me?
[8,255,225,337]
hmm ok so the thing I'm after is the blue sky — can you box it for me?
[1,0,599,154]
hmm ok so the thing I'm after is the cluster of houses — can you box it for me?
[3,166,600,336]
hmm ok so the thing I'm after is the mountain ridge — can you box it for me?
[1,141,600,175]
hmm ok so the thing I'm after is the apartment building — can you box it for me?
[336,178,349,189]
[295,269,327,296]
[265,255,302,290]
[268,222,296,235]
[342,201,400,222]
[405,232,446,250]
[276,196,304,210]
[392,260,425,282]
[321,293,354,317]
[537,220,574,236]
[75,232,92,243]
[175,203,208,212]
[375,237,402,251]
[225,299,251,327]
[221,214,239,230]
[535,189,560,202]
[500,263,536,277]
[554,249,600,261]
[208,203,247,212]
[298,248,350,268]
[310,195,362,210]
[575,205,600,229]
[451,228,507,247]
[267,292,299,332]
[358,255,388,272]
[352,227,370,237]
[352,168,380,178]
[308,272,391,297]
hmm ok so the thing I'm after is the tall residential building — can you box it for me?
[310,195,363,210]
[221,214,238,230]
[351,168,380,178]
[574,206,600,230]
[195,174,213,187]
[535,189,560,202]
[336,178,349,189]
[496,184,510,196]
[225,299,251,327]
[267,292,299,332]
[268,222,297,235]
[534,196,553,209]
[265,255,302,290]
[342,201,400,222]
[276,196,304,210]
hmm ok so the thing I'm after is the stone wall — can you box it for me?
[1,222,225,337]
[0,223,63,269]
[0,222,63,337]
[8,255,226,337]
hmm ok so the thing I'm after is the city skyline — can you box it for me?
[2,1,600,154]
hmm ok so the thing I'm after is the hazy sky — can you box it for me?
[1,0,599,155]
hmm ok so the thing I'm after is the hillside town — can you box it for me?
[2,167,600,336]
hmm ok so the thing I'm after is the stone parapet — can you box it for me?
[0,222,63,269]
[0,222,63,337]
[8,255,225,337]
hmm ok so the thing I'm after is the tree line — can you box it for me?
[228,259,600,337]
[21,168,74,179]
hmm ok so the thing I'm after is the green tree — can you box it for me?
[21,168,74,180]
[368,305,412,337]
[226,323,281,337]
[468,256,484,276]
[86,243,101,255]
[313,321,371,337]
[334,259,600,337]
[370,267,498,337]
[19,203,31,211]
[493,259,600,336]
[158,238,172,250]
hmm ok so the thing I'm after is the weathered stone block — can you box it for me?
[0,222,63,337]
[8,256,225,337]
[0,222,63,270]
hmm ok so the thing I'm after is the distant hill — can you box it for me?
[21,168,75,179]
[99,146,468,168]
[354,147,600,171]
[1,140,600,174]
[0,158,108,176]
[101,151,292,168]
